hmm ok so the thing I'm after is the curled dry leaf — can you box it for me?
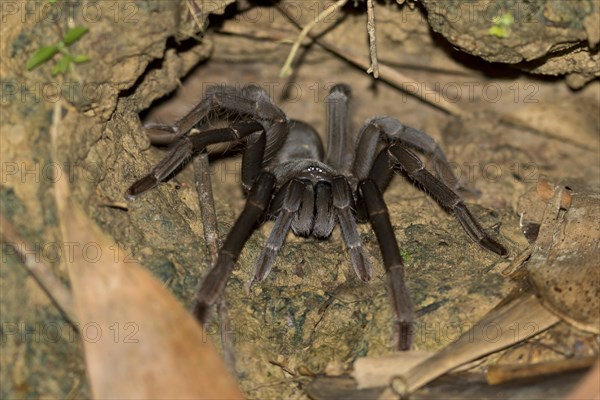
[522,181,600,334]
[387,293,560,397]
[566,358,600,400]
[309,294,557,399]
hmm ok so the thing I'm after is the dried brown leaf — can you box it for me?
[52,104,243,399]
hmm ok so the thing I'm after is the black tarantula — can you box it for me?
[126,83,508,350]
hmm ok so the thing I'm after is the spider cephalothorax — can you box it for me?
[126,83,507,350]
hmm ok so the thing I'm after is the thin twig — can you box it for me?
[186,0,205,33]
[268,360,297,377]
[215,23,472,76]
[486,356,598,385]
[279,0,348,77]
[192,153,237,371]
[193,153,220,265]
[0,213,76,322]
[366,0,379,78]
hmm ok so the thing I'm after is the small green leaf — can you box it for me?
[26,45,59,70]
[72,54,90,64]
[489,13,514,38]
[400,249,412,263]
[49,0,57,4]
[489,26,508,38]
[63,26,88,46]
[51,55,72,76]
[495,13,515,27]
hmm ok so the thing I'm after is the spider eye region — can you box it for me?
[298,162,333,184]
[307,165,324,174]
[274,159,336,186]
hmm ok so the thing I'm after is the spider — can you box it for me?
[125,83,508,350]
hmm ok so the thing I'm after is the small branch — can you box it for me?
[486,356,598,385]
[193,152,220,265]
[279,0,348,77]
[186,0,205,33]
[192,153,237,371]
[366,0,379,78]
[0,213,76,322]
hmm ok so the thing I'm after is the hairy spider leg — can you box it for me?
[126,122,265,198]
[193,172,276,324]
[388,144,508,257]
[313,182,336,238]
[292,181,315,236]
[351,121,508,350]
[192,119,277,324]
[354,116,464,191]
[358,178,414,350]
[353,144,415,350]
[143,120,272,196]
[250,179,304,284]
[352,117,507,257]
[325,84,355,174]
[241,130,267,191]
[332,176,372,282]
[126,85,289,199]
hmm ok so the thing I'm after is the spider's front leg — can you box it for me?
[332,176,372,282]
[126,122,265,198]
[358,178,414,350]
[192,172,276,323]
[250,179,304,284]
[125,85,288,199]
[353,118,507,257]
[355,117,467,193]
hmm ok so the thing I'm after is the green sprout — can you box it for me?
[26,25,90,76]
[488,13,514,38]
[400,249,412,263]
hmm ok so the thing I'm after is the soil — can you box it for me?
[1,1,598,399]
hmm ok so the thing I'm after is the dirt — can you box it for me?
[1,1,598,399]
